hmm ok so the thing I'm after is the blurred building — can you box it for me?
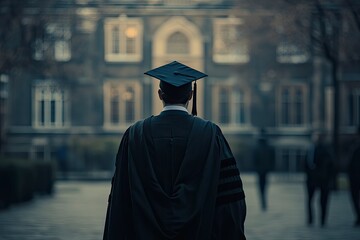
[1,0,359,173]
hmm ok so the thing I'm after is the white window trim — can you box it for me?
[32,80,70,129]
[104,16,143,62]
[213,18,249,64]
[103,80,142,130]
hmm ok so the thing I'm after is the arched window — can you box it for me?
[33,81,70,128]
[166,32,189,54]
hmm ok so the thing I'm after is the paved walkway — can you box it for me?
[0,174,359,240]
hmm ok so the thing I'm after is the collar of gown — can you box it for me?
[162,105,189,113]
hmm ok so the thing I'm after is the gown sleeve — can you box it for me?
[212,126,247,240]
[103,129,132,240]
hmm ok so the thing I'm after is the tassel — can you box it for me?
[191,81,197,116]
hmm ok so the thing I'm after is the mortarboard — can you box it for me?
[144,61,207,116]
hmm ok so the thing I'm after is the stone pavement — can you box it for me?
[0,174,359,240]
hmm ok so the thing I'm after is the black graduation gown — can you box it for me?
[103,110,246,240]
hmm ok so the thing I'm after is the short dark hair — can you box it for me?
[160,81,192,104]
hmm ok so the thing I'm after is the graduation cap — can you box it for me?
[144,61,207,116]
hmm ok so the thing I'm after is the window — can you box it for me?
[166,32,190,54]
[213,18,249,63]
[51,24,71,61]
[163,0,218,4]
[214,85,247,126]
[104,81,142,127]
[33,81,69,128]
[278,148,306,172]
[0,74,9,100]
[104,16,143,62]
[348,88,360,126]
[33,23,71,61]
[276,40,309,63]
[278,85,306,127]
[219,87,230,124]
[33,38,47,61]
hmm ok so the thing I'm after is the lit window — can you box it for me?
[278,85,306,127]
[104,81,142,127]
[33,81,70,128]
[213,18,249,63]
[104,16,143,62]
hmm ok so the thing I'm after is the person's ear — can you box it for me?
[158,89,163,100]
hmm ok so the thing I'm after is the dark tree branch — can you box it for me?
[314,0,338,62]
[345,0,360,31]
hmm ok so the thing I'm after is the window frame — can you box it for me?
[166,31,190,55]
[276,40,309,64]
[212,83,250,129]
[347,87,360,127]
[104,16,143,62]
[277,84,307,127]
[32,80,70,129]
[103,80,142,129]
[276,147,306,173]
[33,22,72,62]
[213,18,249,64]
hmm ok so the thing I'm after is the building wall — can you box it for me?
[2,0,360,173]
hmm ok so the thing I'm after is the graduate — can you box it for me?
[103,61,246,240]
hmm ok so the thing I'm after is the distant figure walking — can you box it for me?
[305,133,334,227]
[253,128,275,211]
[347,126,360,227]
[56,144,68,180]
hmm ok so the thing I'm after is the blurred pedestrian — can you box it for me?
[347,126,360,227]
[252,128,275,211]
[103,61,246,240]
[305,132,334,227]
[56,144,68,180]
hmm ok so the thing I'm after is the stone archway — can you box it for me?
[152,17,205,116]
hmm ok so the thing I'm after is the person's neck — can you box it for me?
[164,103,187,107]
[162,105,189,112]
